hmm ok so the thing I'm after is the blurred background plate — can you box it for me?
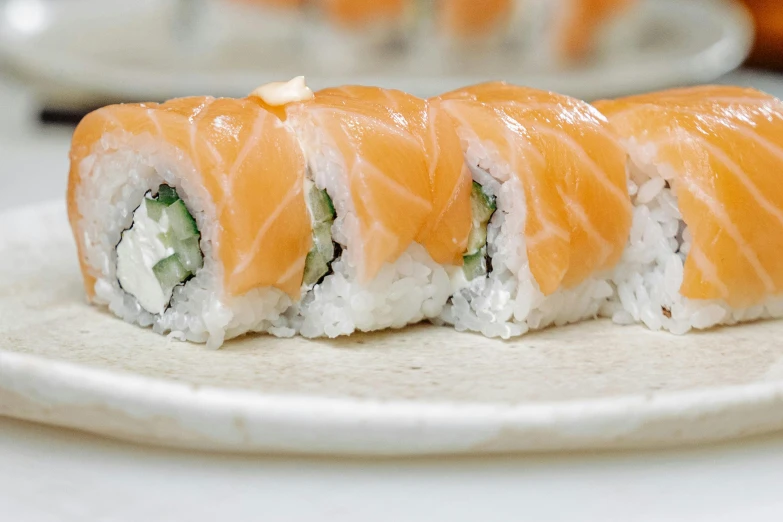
[0,0,753,108]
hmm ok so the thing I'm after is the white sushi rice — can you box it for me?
[280,115,452,337]
[602,139,783,333]
[439,135,615,338]
[75,131,293,349]
[285,242,450,337]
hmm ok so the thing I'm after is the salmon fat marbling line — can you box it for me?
[66,77,783,347]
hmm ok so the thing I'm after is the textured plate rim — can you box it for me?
[3,345,783,456]
[3,202,783,456]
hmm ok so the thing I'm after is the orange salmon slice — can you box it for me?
[286,87,436,281]
[438,0,513,38]
[556,0,636,62]
[594,86,783,308]
[319,85,472,266]
[68,97,312,300]
[319,0,409,28]
[436,82,632,295]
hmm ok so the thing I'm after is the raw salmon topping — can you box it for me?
[436,82,632,295]
[68,97,311,300]
[595,86,783,307]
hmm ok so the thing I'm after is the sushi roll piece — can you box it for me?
[594,86,783,333]
[432,82,633,338]
[68,93,313,348]
[251,81,465,337]
[316,85,473,265]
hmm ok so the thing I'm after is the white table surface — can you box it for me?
[2,69,783,521]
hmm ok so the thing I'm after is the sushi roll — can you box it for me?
[432,82,633,338]
[67,92,314,348]
[314,85,473,265]
[594,86,783,333]
[265,82,468,337]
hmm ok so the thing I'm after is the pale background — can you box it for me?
[2,60,783,522]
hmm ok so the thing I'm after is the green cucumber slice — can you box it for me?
[464,181,497,265]
[312,222,334,261]
[466,225,488,256]
[166,200,199,240]
[309,187,336,223]
[145,198,168,222]
[303,249,329,287]
[302,182,337,287]
[153,254,191,288]
[175,236,203,272]
[463,250,487,281]
[157,230,175,249]
[471,182,496,224]
[157,184,179,205]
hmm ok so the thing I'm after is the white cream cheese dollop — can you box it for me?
[116,200,175,315]
[249,76,314,106]
[447,265,472,294]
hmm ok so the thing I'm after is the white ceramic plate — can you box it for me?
[0,0,753,104]
[3,201,783,456]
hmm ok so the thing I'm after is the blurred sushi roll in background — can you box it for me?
[411,0,642,76]
[187,0,306,72]
[303,0,417,74]
[206,0,642,77]
[413,0,522,74]
[516,0,641,69]
[550,0,639,65]
[740,0,783,69]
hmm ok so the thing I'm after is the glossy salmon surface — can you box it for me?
[436,82,632,294]
[594,86,783,307]
[68,97,311,299]
[319,85,472,266]
[286,88,436,281]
